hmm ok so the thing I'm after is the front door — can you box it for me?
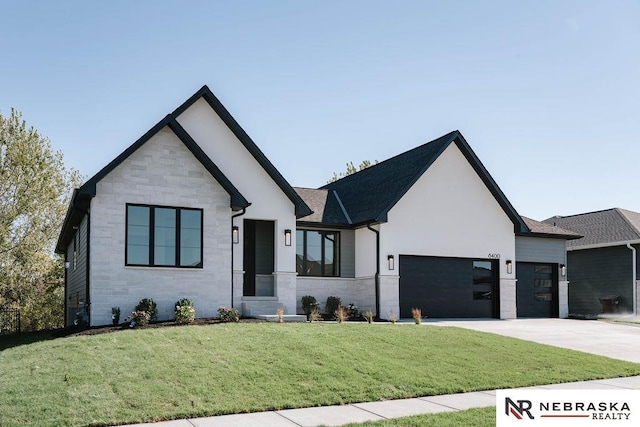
[516,263,558,318]
[243,220,275,296]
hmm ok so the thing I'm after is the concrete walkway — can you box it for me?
[121,376,640,427]
[121,319,640,426]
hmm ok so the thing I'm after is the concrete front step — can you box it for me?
[255,314,307,323]
[241,298,282,317]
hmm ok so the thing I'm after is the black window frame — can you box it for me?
[125,203,204,268]
[296,229,340,277]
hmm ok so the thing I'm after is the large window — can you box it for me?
[296,230,339,277]
[126,204,203,268]
[472,260,494,300]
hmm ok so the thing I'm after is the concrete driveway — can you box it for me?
[425,318,640,363]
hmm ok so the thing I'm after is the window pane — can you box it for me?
[473,290,492,300]
[306,231,322,276]
[154,208,176,266]
[180,209,202,267]
[127,206,149,265]
[296,230,304,275]
[323,232,338,276]
[534,265,552,274]
[473,261,493,285]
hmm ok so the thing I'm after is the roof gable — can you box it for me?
[77,115,249,210]
[544,208,640,248]
[172,85,312,218]
[321,130,528,233]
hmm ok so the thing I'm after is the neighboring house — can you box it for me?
[56,85,578,326]
[543,208,640,315]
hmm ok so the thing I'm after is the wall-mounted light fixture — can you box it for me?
[560,264,566,277]
[284,229,292,246]
[388,255,395,271]
[232,226,239,244]
[506,259,513,275]
[64,261,71,269]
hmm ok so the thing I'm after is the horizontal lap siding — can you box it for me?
[66,215,88,326]
[515,236,566,264]
[568,246,633,314]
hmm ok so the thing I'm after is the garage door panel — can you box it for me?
[516,263,558,318]
[399,256,496,318]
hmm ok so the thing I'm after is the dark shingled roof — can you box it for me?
[318,130,528,233]
[543,208,640,248]
[294,188,351,226]
[520,216,582,240]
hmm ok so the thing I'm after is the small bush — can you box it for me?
[308,308,322,322]
[335,306,348,323]
[276,306,284,323]
[301,295,319,316]
[346,303,359,319]
[135,298,157,321]
[388,310,398,324]
[363,310,374,324]
[218,306,240,323]
[325,296,341,316]
[174,299,195,324]
[125,310,150,328]
[411,307,422,325]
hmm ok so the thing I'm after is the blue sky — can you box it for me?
[1,1,638,220]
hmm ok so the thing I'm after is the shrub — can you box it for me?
[388,310,398,324]
[335,306,348,323]
[125,310,150,328]
[174,299,195,324]
[135,298,157,321]
[301,295,319,316]
[218,306,240,323]
[411,307,422,325]
[276,306,284,323]
[362,310,374,324]
[325,296,341,316]
[346,303,359,319]
[308,308,322,322]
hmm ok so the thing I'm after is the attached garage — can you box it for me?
[516,263,558,318]
[399,255,499,318]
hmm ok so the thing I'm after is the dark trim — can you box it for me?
[230,208,247,308]
[125,203,204,268]
[367,224,381,318]
[453,133,528,233]
[63,252,68,326]
[77,115,249,210]
[516,231,583,240]
[172,85,312,218]
[85,211,91,325]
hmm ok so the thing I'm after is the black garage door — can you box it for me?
[516,263,558,318]
[399,255,499,318]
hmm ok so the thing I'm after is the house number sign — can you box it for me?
[487,253,500,259]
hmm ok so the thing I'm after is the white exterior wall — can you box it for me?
[175,99,298,314]
[376,143,517,319]
[89,128,232,326]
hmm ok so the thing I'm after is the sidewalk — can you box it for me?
[121,375,640,427]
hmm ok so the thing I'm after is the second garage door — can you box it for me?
[399,255,499,318]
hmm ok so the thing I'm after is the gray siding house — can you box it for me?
[56,85,580,326]
[544,208,640,315]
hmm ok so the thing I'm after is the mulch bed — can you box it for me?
[53,317,267,338]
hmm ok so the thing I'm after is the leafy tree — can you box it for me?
[0,108,80,331]
[328,160,378,183]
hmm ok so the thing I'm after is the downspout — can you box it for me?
[367,224,381,318]
[627,244,637,315]
[231,208,247,308]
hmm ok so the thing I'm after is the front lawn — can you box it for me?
[1,323,639,426]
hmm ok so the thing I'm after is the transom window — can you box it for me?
[296,230,339,277]
[126,204,203,268]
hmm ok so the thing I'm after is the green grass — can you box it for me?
[1,323,639,426]
[342,406,495,427]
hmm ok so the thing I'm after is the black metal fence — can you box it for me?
[0,307,20,335]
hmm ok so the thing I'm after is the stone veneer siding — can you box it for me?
[89,128,232,326]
